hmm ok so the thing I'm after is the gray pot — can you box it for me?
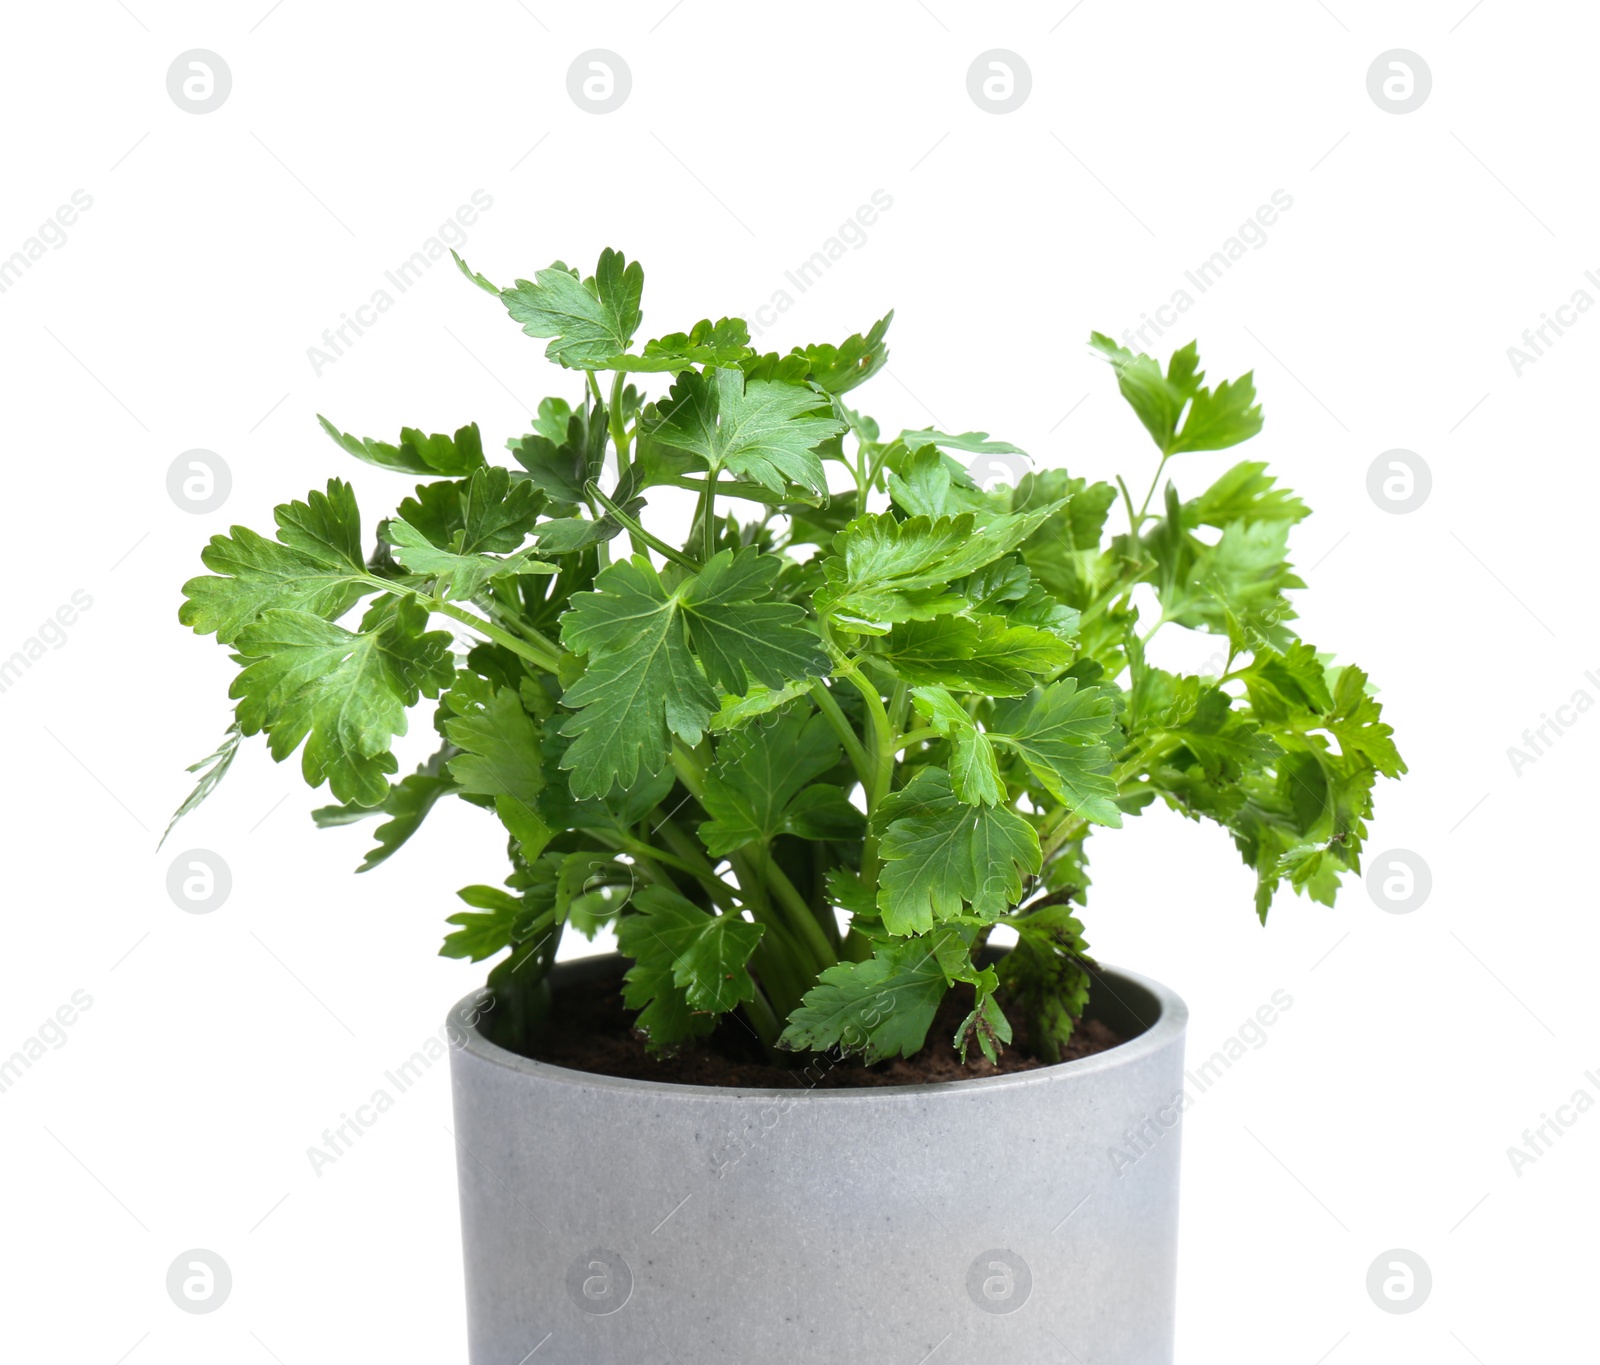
[448,956,1187,1364]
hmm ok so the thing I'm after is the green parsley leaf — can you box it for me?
[991,680,1122,827]
[317,416,487,476]
[179,479,369,645]
[441,880,554,962]
[617,887,764,1048]
[997,904,1093,1063]
[795,311,892,394]
[558,549,830,798]
[645,367,845,497]
[816,505,1062,633]
[778,934,957,1063]
[445,685,551,857]
[383,518,555,600]
[1089,333,1262,455]
[231,595,454,806]
[699,709,859,855]
[882,615,1073,696]
[598,317,753,372]
[909,686,1005,806]
[874,767,1040,933]
[312,746,457,872]
[496,248,645,368]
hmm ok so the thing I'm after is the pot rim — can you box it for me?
[449,955,1187,1102]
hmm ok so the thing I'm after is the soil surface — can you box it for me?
[510,972,1126,1089]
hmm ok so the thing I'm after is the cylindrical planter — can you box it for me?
[448,955,1187,1365]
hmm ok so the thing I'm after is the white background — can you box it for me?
[0,2,1593,1361]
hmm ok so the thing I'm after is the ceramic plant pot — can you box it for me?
[448,954,1188,1364]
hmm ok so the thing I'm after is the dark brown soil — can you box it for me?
[513,972,1126,1089]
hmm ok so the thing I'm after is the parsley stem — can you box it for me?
[607,370,629,475]
[373,578,561,673]
[586,482,699,570]
[671,741,835,975]
[743,984,782,1050]
[615,832,741,915]
[1116,474,1139,531]
[840,666,895,889]
[697,464,719,563]
[808,679,872,787]
[1134,451,1173,527]
[758,848,838,969]
[848,672,895,811]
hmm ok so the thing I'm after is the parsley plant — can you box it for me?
[174,249,1404,1068]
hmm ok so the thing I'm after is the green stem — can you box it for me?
[1133,451,1172,529]
[1116,474,1139,532]
[742,984,781,1050]
[841,665,895,888]
[612,835,740,913]
[759,849,837,969]
[586,482,698,571]
[418,593,561,673]
[672,742,834,978]
[1040,811,1088,865]
[485,603,562,661]
[895,727,939,751]
[846,669,895,810]
[751,921,809,1019]
[607,370,629,474]
[808,679,872,788]
[697,464,720,563]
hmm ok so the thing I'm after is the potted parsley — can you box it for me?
[174,249,1403,1364]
